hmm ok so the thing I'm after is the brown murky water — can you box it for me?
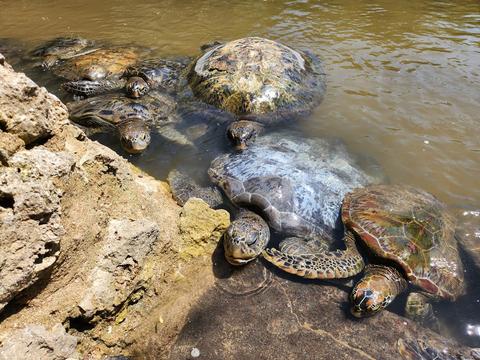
[1,0,479,348]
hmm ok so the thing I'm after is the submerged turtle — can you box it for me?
[263,184,465,322]
[63,57,189,98]
[31,36,96,69]
[67,90,191,153]
[188,37,326,149]
[204,131,380,265]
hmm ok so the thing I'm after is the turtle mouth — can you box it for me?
[225,255,255,266]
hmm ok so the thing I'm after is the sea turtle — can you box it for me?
[204,131,380,265]
[67,90,191,153]
[188,37,326,149]
[63,57,189,98]
[31,36,97,69]
[49,46,144,95]
[263,184,465,322]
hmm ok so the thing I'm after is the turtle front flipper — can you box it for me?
[263,231,364,279]
[405,292,439,330]
[62,79,126,97]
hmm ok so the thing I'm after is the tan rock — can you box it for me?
[178,198,230,258]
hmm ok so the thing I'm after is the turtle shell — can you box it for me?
[123,58,188,91]
[188,37,326,121]
[342,184,464,300]
[67,90,177,128]
[208,131,379,240]
[54,47,140,81]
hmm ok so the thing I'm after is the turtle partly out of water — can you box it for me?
[52,46,143,95]
[205,131,380,265]
[67,90,191,153]
[31,37,96,69]
[64,57,189,98]
[263,184,465,323]
[188,37,326,149]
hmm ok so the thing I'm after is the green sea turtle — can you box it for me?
[67,90,191,153]
[63,57,189,98]
[31,37,97,69]
[188,37,326,149]
[204,131,380,265]
[53,47,141,83]
[263,184,465,322]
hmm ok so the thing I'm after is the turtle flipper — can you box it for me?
[263,231,364,279]
[62,79,126,97]
[156,124,196,148]
[405,292,439,330]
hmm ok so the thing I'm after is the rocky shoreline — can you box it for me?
[0,54,479,359]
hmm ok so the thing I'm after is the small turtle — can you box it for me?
[263,185,465,323]
[67,90,191,153]
[188,37,326,149]
[205,131,379,265]
[49,46,143,96]
[31,37,96,69]
[62,57,189,98]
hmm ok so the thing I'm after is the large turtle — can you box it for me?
[204,130,380,265]
[63,57,189,98]
[263,184,465,323]
[31,36,97,69]
[67,90,191,153]
[188,37,326,149]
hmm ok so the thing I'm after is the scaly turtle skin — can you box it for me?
[64,57,189,98]
[31,37,96,69]
[188,37,326,149]
[207,131,378,265]
[263,184,465,321]
[67,90,189,153]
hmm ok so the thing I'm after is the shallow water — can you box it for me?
[1,0,479,349]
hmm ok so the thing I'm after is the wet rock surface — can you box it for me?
[168,260,477,360]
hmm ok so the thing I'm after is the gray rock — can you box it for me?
[77,219,160,320]
[0,52,68,145]
[0,323,78,360]
[0,162,64,311]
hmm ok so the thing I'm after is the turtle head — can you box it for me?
[226,120,264,151]
[350,265,406,318]
[223,212,270,265]
[117,118,151,154]
[126,76,150,99]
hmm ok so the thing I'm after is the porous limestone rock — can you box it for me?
[0,323,78,360]
[77,219,160,320]
[0,56,68,145]
[178,198,230,258]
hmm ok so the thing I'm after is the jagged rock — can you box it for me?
[77,219,160,320]
[0,53,68,145]
[0,130,24,164]
[178,198,230,258]
[0,323,78,360]
[0,148,70,311]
